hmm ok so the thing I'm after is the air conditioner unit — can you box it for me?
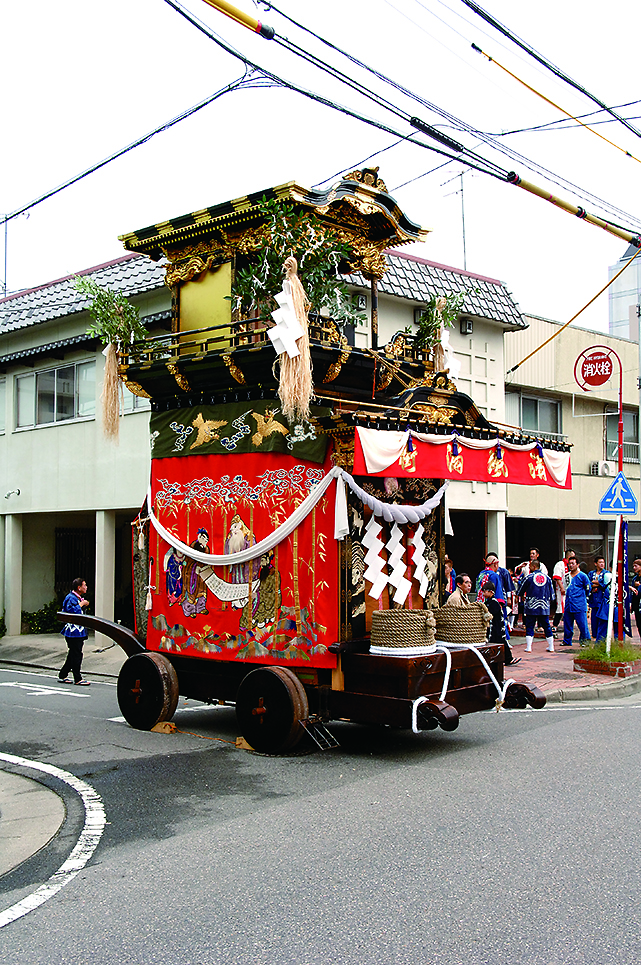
[595,460,616,477]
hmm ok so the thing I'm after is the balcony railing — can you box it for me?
[606,440,639,463]
[119,315,428,369]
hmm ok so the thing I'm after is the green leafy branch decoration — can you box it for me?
[230,198,365,327]
[75,276,147,347]
[413,292,468,351]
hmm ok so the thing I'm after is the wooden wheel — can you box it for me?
[117,652,179,730]
[235,666,309,754]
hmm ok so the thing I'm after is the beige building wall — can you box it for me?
[505,315,640,526]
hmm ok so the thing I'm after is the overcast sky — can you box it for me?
[2,0,640,337]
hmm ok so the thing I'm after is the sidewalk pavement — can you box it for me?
[2,628,641,882]
[506,627,641,703]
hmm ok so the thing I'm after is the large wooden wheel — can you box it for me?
[117,651,179,730]
[235,666,309,754]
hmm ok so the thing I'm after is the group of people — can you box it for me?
[444,547,641,658]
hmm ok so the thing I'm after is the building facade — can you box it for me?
[3,242,636,636]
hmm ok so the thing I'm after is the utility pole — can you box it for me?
[2,216,6,297]
[460,174,467,271]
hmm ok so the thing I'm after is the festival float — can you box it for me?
[60,169,572,752]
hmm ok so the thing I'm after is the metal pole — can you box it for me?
[370,277,378,351]
[617,359,624,640]
[460,174,467,271]
[606,513,621,654]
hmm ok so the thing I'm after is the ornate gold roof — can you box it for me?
[118,169,430,278]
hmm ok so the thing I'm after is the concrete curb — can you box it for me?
[544,672,641,703]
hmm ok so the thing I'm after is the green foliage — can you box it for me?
[578,638,641,663]
[75,276,147,347]
[21,597,64,634]
[414,292,467,350]
[230,198,365,326]
[0,610,6,639]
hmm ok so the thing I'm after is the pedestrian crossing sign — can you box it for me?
[598,471,638,516]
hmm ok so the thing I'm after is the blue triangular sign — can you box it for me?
[598,471,639,516]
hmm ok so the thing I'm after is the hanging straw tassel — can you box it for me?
[278,256,313,423]
[101,342,122,443]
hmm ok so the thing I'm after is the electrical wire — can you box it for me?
[267,20,509,177]
[459,0,641,141]
[472,44,641,165]
[506,243,641,375]
[1,72,254,227]
[257,1,641,231]
[161,0,509,181]
[490,100,641,137]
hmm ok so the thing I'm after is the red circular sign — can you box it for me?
[574,348,615,390]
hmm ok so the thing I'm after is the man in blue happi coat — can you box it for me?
[520,560,555,653]
[562,557,591,647]
[588,556,610,639]
[58,577,91,685]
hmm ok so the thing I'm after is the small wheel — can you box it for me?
[235,666,308,754]
[117,652,179,730]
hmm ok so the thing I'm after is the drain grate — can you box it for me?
[535,671,578,680]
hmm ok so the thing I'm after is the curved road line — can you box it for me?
[0,752,106,929]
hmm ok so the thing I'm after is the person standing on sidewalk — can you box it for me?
[588,556,609,640]
[481,583,520,665]
[476,554,509,639]
[58,578,91,686]
[551,548,576,635]
[520,560,555,653]
[629,558,641,637]
[562,557,591,648]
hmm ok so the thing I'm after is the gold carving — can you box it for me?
[222,354,246,384]
[323,337,352,383]
[166,362,190,392]
[343,167,389,193]
[122,379,151,399]
[330,435,355,472]
[410,403,458,426]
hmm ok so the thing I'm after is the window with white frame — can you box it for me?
[606,410,639,462]
[122,388,151,413]
[0,379,5,432]
[15,361,96,428]
[505,390,563,441]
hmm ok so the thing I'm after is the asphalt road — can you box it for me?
[1,665,641,965]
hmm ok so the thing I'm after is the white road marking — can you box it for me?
[0,681,90,698]
[0,669,117,688]
[500,703,641,713]
[0,753,106,929]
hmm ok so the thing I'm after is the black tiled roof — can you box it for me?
[352,249,526,328]
[0,246,525,337]
[0,254,166,333]
[0,311,171,370]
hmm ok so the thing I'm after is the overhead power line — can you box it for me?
[459,0,641,141]
[162,0,510,180]
[253,0,641,232]
[471,44,641,165]
[1,73,254,227]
